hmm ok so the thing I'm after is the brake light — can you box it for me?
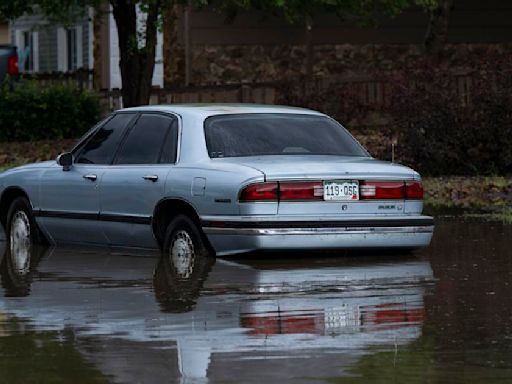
[240,181,324,202]
[240,182,278,201]
[406,181,423,199]
[7,54,19,76]
[360,181,405,200]
[280,181,323,201]
[240,180,423,201]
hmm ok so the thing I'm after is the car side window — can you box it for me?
[159,118,179,164]
[71,116,111,157]
[115,114,178,165]
[75,113,135,165]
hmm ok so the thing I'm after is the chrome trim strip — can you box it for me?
[200,214,432,223]
[35,210,152,225]
[203,225,435,236]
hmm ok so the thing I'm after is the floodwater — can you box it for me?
[0,219,511,383]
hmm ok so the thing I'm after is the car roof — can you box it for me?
[118,103,325,119]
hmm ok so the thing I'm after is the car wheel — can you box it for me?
[2,197,44,296]
[156,215,214,312]
[163,214,210,279]
[5,197,41,273]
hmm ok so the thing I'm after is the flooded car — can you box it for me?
[0,105,433,260]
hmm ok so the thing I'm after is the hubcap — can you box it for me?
[169,230,195,279]
[9,210,31,274]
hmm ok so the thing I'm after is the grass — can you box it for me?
[422,176,512,224]
[423,176,512,210]
[463,207,512,224]
[0,161,27,173]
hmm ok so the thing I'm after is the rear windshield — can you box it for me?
[204,113,369,158]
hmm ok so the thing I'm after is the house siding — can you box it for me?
[10,13,91,72]
[37,28,57,72]
[180,0,512,46]
[82,19,90,70]
[163,0,512,86]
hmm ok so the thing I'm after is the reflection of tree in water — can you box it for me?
[153,252,215,314]
[0,316,110,383]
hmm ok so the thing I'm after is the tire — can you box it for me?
[154,214,214,312]
[5,197,40,272]
[163,214,211,278]
[2,197,45,296]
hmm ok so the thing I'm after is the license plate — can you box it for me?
[324,180,359,201]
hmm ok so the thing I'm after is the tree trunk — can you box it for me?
[93,3,109,90]
[163,4,181,88]
[424,0,453,57]
[111,0,160,107]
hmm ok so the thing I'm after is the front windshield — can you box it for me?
[204,113,369,158]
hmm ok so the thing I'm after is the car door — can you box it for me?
[100,113,179,248]
[38,113,136,244]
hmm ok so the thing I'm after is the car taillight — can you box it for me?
[360,181,405,200]
[240,182,278,201]
[406,181,423,199]
[280,181,323,201]
[240,181,323,202]
[8,54,19,76]
[240,180,424,202]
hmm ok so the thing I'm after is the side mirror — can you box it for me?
[56,152,73,171]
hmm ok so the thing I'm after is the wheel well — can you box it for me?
[152,199,211,250]
[0,187,30,227]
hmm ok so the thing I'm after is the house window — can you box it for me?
[21,31,35,71]
[66,28,78,71]
[58,26,82,72]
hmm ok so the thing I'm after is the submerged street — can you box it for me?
[0,218,511,383]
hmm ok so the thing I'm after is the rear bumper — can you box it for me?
[201,216,434,256]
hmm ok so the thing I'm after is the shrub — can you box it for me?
[385,58,512,176]
[274,54,512,176]
[275,76,371,126]
[0,80,102,141]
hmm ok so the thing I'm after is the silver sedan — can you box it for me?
[0,104,433,266]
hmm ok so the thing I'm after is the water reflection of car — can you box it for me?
[0,105,433,265]
[0,241,434,381]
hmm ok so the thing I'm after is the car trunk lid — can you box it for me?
[218,155,417,180]
[216,156,421,217]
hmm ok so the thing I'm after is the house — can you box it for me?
[8,6,163,89]
[6,0,512,90]
[8,12,93,75]
[168,0,512,86]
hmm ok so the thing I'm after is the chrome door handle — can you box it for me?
[143,175,159,182]
[83,174,97,182]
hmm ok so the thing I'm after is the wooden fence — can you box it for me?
[99,83,277,112]
[21,69,94,89]
[22,69,476,111]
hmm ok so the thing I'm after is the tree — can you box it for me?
[111,0,165,107]
[424,0,453,57]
